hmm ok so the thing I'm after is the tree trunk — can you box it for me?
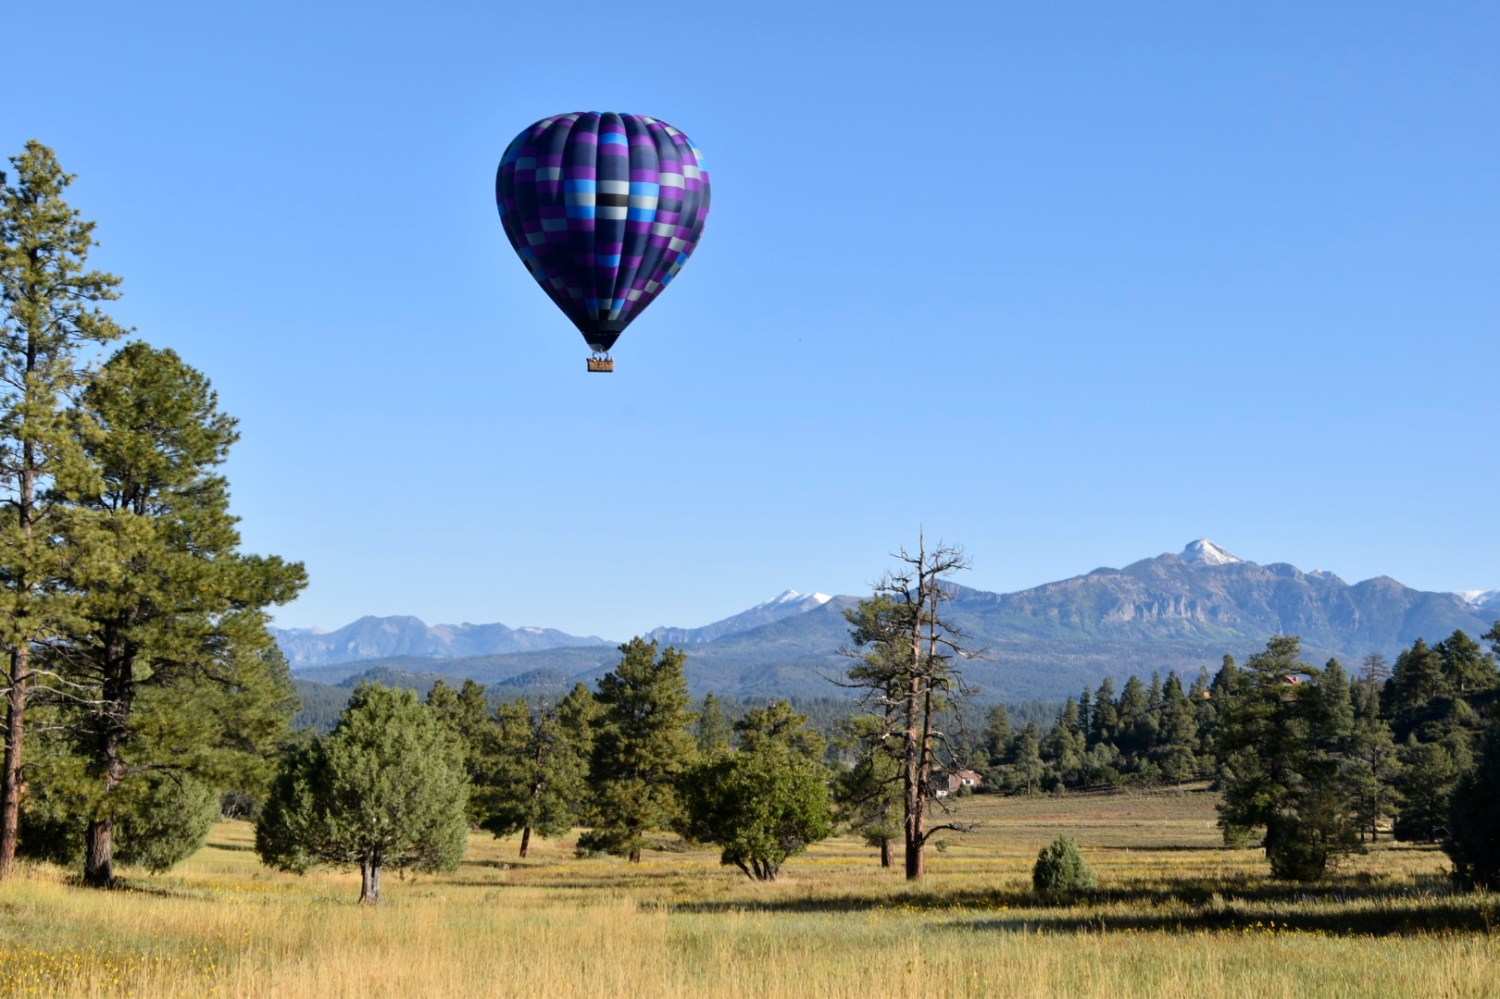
[84,819,114,888]
[82,633,132,888]
[518,825,532,858]
[359,855,381,904]
[904,677,926,881]
[628,847,641,863]
[0,645,30,879]
[879,836,893,868]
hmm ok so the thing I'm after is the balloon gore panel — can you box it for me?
[497,112,711,353]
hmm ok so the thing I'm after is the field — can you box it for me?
[2,787,1497,998]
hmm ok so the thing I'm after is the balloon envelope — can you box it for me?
[496,112,711,354]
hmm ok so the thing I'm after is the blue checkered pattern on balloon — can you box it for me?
[497,112,710,355]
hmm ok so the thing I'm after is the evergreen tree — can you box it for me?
[694,692,734,753]
[482,686,598,857]
[1189,668,1218,761]
[1089,678,1119,748]
[831,714,903,867]
[735,700,826,759]
[1039,700,1085,788]
[982,704,1013,770]
[1032,834,1097,901]
[578,639,695,862]
[1216,636,1360,880]
[1319,659,1355,747]
[0,141,127,876]
[1009,721,1045,795]
[1153,672,1200,784]
[678,701,834,880]
[255,684,469,904]
[1345,677,1401,841]
[841,537,976,881]
[1393,736,1468,842]
[1361,652,1392,685]
[1445,721,1500,890]
[34,343,303,887]
[426,679,498,824]
[1115,675,1157,772]
[1387,639,1450,741]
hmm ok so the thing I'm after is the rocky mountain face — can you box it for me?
[954,541,1489,651]
[644,590,833,645]
[279,542,1498,701]
[271,615,612,668]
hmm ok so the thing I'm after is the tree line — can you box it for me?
[984,627,1500,880]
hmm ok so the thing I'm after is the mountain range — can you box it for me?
[275,541,1500,701]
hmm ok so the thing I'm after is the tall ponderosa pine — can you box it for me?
[255,684,469,904]
[38,343,303,886]
[579,639,695,862]
[842,537,975,880]
[0,142,126,876]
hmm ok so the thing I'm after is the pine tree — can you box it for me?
[678,701,834,880]
[841,537,976,881]
[1089,678,1119,748]
[1346,677,1400,841]
[34,343,303,887]
[831,714,903,867]
[1010,721,1044,795]
[694,692,734,753]
[578,639,695,862]
[1116,675,1157,771]
[1153,672,1201,784]
[482,685,598,857]
[1216,636,1360,880]
[427,678,499,823]
[1445,721,1500,890]
[255,684,469,904]
[1387,639,1450,741]
[982,704,1013,769]
[0,142,127,876]
[1040,700,1086,787]
[1394,736,1468,842]
[1435,631,1498,697]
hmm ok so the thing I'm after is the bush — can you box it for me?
[1032,835,1096,901]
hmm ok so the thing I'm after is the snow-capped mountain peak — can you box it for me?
[760,589,833,608]
[1180,539,1241,566]
[1458,589,1499,609]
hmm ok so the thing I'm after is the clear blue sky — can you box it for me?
[8,2,1497,639]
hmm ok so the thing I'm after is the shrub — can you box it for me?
[1032,835,1097,901]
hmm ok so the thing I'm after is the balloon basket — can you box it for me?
[586,357,615,373]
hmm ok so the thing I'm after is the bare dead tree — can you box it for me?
[838,534,980,880]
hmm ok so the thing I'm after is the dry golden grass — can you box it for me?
[2,787,1497,997]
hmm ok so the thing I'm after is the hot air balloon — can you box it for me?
[496,112,711,372]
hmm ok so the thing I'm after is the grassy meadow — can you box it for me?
[2,786,1497,998]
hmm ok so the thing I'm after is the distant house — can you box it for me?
[946,769,983,793]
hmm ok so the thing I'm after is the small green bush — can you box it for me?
[1032,835,1097,902]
